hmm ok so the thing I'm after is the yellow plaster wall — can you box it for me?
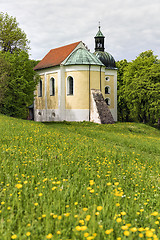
[100,71,105,97]
[46,73,58,109]
[104,75,115,108]
[65,71,89,109]
[35,75,45,109]
[65,70,106,110]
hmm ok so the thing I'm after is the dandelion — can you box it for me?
[84,232,89,237]
[81,226,87,231]
[151,212,158,216]
[38,193,43,196]
[139,233,143,238]
[107,182,112,186]
[11,235,17,239]
[124,231,130,236]
[97,206,103,211]
[83,208,88,212]
[121,225,128,230]
[64,213,70,217]
[15,184,22,189]
[90,189,94,193]
[114,182,119,186]
[75,226,81,231]
[130,227,137,232]
[26,232,31,236]
[85,215,91,221]
[46,233,53,239]
[105,229,113,234]
[121,211,126,216]
[34,203,38,206]
[116,218,122,223]
[146,230,153,237]
[57,231,61,234]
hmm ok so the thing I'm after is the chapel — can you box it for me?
[33,26,117,123]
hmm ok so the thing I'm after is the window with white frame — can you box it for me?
[50,77,55,96]
[105,86,110,94]
[38,79,42,97]
[67,76,74,95]
[105,98,111,106]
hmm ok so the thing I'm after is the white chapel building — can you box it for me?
[33,26,117,123]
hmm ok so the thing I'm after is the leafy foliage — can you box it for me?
[0,12,29,53]
[0,12,39,118]
[0,51,39,118]
[117,51,160,124]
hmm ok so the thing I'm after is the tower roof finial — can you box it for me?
[98,21,101,30]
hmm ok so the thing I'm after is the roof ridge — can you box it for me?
[50,41,82,51]
[34,41,82,70]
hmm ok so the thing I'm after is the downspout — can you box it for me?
[100,66,102,92]
[89,64,91,121]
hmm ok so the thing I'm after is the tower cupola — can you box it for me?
[94,23,105,52]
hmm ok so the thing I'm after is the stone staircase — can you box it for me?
[90,89,115,124]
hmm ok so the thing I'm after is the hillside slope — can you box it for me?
[0,115,160,240]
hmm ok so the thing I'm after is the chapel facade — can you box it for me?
[33,27,117,123]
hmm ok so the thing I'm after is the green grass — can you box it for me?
[0,114,160,240]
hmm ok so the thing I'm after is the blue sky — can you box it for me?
[1,0,160,61]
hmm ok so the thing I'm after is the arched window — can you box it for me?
[105,98,111,106]
[50,77,55,96]
[38,79,42,97]
[67,76,74,95]
[105,86,110,94]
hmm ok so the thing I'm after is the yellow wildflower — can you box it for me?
[105,229,113,234]
[139,233,143,238]
[83,208,88,212]
[11,235,17,239]
[15,184,22,189]
[46,233,53,239]
[81,226,87,231]
[97,206,103,211]
[26,232,31,236]
[116,218,122,223]
[75,226,81,231]
[130,227,137,232]
[151,212,158,216]
[84,232,89,237]
[124,231,130,236]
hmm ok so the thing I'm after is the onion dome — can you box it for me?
[94,51,116,69]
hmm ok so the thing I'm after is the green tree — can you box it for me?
[116,59,129,121]
[0,51,39,118]
[0,52,10,108]
[123,50,160,124]
[0,12,29,53]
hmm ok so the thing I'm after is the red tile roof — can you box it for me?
[34,41,81,70]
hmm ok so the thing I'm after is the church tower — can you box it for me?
[94,24,105,52]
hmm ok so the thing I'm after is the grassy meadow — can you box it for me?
[0,114,160,240]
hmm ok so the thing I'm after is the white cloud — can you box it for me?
[1,0,160,61]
